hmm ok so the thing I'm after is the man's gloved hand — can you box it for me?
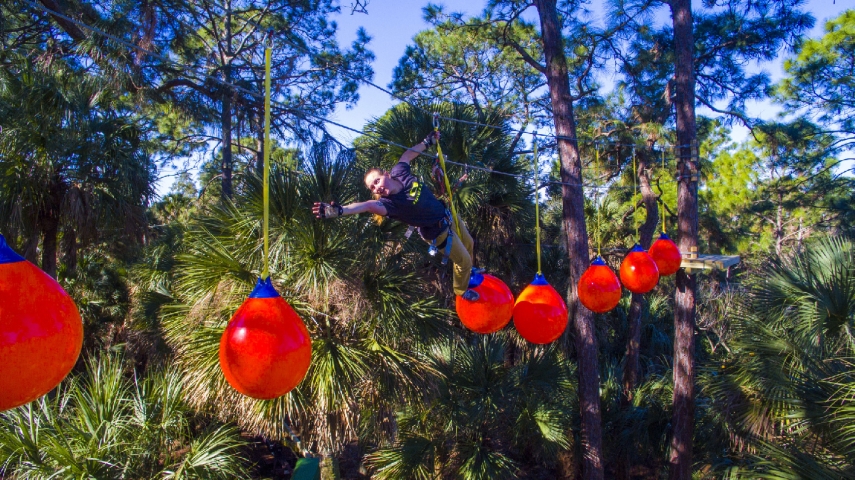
[422,130,439,149]
[312,202,343,219]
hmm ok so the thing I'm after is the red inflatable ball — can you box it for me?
[513,273,568,344]
[649,232,682,276]
[0,234,83,412]
[620,244,660,294]
[578,256,622,313]
[456,272,514,334]
[219,278,312,399]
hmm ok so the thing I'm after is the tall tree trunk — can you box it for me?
[63,227,78,276]
[534,1,604,478]
[668,1,699,478]
[40,180,62,279]
[221,5,233,199]
[617,147,660,480]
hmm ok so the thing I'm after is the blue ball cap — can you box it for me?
[530,273,549,286]
[591,256,607,266]
[467,269,484,288]
[0,234,25,265]
[629,243,646,253]
[248,277,281,298]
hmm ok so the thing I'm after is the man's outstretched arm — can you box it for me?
[312,201,387,219]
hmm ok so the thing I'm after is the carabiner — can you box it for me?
[432,113,440,129]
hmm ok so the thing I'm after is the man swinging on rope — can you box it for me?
[312,131,482,301]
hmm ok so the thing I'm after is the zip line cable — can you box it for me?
[24,0,671,192]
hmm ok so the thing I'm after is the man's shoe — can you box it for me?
[461,289,480,302]
[471,267,486,275]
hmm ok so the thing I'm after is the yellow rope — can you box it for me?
[632,147,638,239]
[531,133,541,275]
[433,119,461,237]
[661,145,666,233]
[262,47,271,280]
[596,146,602,257]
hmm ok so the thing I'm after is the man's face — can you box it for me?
[365,171,393,196]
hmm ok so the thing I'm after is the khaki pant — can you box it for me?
[430,218,474,296]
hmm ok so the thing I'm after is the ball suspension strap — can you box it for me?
[596,145,602,258]
[531,133,542,276]
[433,113,461,237]
[661,144,667,234]
[262,45,272,280]
[632,146,639,240]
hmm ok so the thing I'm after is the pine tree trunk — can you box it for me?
[40,215,58,279]
[39,180,62,279]
[534,1,603,478]
[668,1,699,478]
[64,228,78,276]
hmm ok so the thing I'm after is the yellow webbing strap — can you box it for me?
[632,146,639,239]
[661,145,667,233]
[433,114,461,237]
[596,145,602,257]
[531,133,542,275]
[262,47,272,280]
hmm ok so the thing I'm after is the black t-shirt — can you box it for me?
[378,162,447,240]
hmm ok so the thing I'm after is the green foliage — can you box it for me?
[0,355,249,479]
[0,52,155,255]
[135,136,452,460]
[702,119,850,256]
[391,14,542,123]
[3,0,855,477]
[778,10,855,145]
[366,337,575,479]
[705,237,855,477]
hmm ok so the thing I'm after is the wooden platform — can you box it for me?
[681,254,740,272]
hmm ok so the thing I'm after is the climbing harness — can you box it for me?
[428,209,454,265]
